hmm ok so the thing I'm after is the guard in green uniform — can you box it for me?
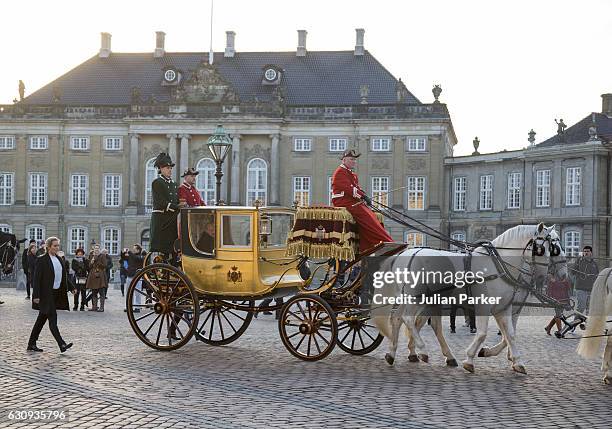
[149,153,184,255]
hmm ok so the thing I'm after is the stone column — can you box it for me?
[179,134,191,175]
[128,133,140,205]
[167,134,178,181]
[230,134,241,205]
[270,134,280,205]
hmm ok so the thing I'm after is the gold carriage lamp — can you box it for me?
[260,213,272,236]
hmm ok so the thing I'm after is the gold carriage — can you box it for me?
[126,204,406,361]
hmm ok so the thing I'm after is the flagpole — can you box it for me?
[209,0,214,64]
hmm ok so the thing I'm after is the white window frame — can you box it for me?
[407,176,426,210]
[70,174,88,207]
[68,226,88,255]
[29,135,48,150]
[479,175,493,210]
[103,174,122,207]
[145,158,157,209]
[0,135,15,150]
[101,226,121,256]
[196,158,216,204]
[405,231,425,248]
[25,224,45,242]
[564,230,581,258]
[293,176,311,207]
[246,158,268,206]
[450,231,466,252]
[294,138,312,152]
[70,136,89,151]
[104,136,123,151]
[371,137,391,152]
[536,169,551,208]
[0,172,14,205]
[29,172,47,206]
[372,176,390,207]
[0,224,11,233]
[453,177,466,211]
[329,138,347,152]
[566,167,581,206]
[507,172,522,209]
[407,137,427,152]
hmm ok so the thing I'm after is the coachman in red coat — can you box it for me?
[331,149,393,253]
[178,167,205,207]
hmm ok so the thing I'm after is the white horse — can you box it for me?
[372,223,567,374]
[577,267,612,385]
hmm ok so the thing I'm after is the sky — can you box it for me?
[1,0,611,155]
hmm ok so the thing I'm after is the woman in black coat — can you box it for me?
[27,237,74,353]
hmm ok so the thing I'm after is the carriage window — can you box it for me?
[263,213,294,248]
[221,215,252,248]
[189,212,216,255]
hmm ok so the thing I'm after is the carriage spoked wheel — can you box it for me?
[278,295,338,361]
[194,299,254,345]
[336,311,384,355]
[126,263,199,351]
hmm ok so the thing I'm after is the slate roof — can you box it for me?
[538,112,612,146]
[22,51,421,106]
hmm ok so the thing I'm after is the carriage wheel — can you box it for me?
[336,311,384,355]
[126,263,199,351]
[278,295,338,361]
[194,299,254,345]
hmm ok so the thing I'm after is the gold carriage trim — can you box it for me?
[285,206,359,261]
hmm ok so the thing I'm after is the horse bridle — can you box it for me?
[523,234,567,279]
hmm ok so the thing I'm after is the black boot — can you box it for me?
[27,343,43,352]
[59,342,73,353]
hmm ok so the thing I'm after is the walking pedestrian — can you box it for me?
[22,239,35,299]
[545,271,571,336]
[71,248,89,311]
[124,244,145,313]
[569,246,599,314]
[102,249,113,299]
[119,248,129,297]
[27,236,75,353]
[85,245,107,312]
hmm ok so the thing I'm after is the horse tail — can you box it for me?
[577,267,612,359]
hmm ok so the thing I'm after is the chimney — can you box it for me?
[602,93,612,116]
[354,28,365,56]
[297,30,307,57]
[224,31,235,57]
[154,31,166,58]
[99,32,111,58]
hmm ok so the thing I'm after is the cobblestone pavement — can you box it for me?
[0,287,609,428]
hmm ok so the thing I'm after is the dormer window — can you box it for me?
[162,66,181,86]
[261,65,282,85]
[164,69,177,82]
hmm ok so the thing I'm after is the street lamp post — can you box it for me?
[206,124,233,205]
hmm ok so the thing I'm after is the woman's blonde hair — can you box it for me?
[45,236,60,249]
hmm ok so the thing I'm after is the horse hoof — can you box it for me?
[446,358,458,367]
[418,354,429,363]
[477,348,487,358]
[462,362,475,373]
[385,353,395,366]
[408,354,419,363]
[604,376,612,385]
[512,364,527,375]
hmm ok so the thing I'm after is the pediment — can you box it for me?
[172,60,239,104]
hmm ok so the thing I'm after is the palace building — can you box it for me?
[0,29,457,255]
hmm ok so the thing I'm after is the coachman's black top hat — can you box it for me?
[181,167,200,178]
[340,149,361,159]
[153,152,175,169]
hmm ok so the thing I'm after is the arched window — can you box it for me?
[0,224,11,233]
[68,225,88,255]
[141,229,150,252]
[246,158,267,206]
[25,224,45,242]
[404,231,425,249]
[144,158,157,211]
[196,158,216,204]
[563,230,581,258]
[101,226,121,256]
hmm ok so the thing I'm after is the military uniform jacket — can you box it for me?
[150,175,179,254]
[178,182,204,207]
